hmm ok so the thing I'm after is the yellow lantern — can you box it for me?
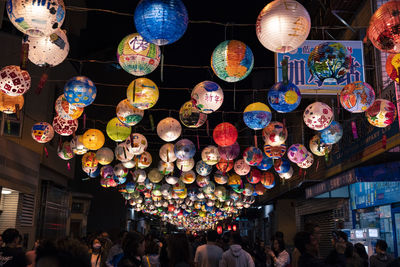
[82,129,105,150]
[82,152,98,168]
[126,78,159,110]
[106,117,132,142]
[0,92,24,114]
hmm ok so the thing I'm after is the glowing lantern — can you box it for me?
[191,81,224,114]
[256,0,310,53]
[216,159,234,173]
[365,99,397,128]
[137,151,152,169]
[196,175,210,188]
[279,167,294,179]
[218,142,240,160]
[203,181,216,195]
[228,173,242,189]
[386,53,400,83]
[158,161,174,175]
[0,92,24,114]
[339,82,375,113]
[114,164,128,178]
[117,33,161,76]
[0,65,31,96]
[201,146,221,166]
[274,159,291,173]
[115,143,134,162]
[287,144,308,164]
[149,168,164,183]
[211,40,254,82]
[126,78,159,110]
[247,169,261,184]
[320,121,343,145]
[260,172,275,187]
[262,121,288,146]
[268,82,301,113]
[31,122,54,143]
[309,135,332,156]
[213,122,238,147]
[179,101,207,128]
[195,160,212,176]
[106,117,132,142]
[159,143,177,162]
[116,99,144,126]
[214,171,228,185]
[166,175,179,185]
[52,115,78,136]
[180,170,196,184]
[243,184,254,196]
[157,117,182,142]
[174,139,196,160]
[124,133,148,155]
[55,95,83,120]
[82,129,105,150]
[57,141,74,160]
[82,152,98,169]
[232,225,237,232]
[95,147,114,165]
[243,147,263,166]
[255,184,266,196]
[297,153,314,169]
[257,153,273,171]
[303,102,333,131]
[70,135,88,155]
[265,179,275,189]
[173,180,186,194]
[234,159,251,176]
[133,169,146,183]
[217,225,223,235]
[176,158,194,172]
[243,102,272,130]
[25,29,69,67]
[64,76,96,108]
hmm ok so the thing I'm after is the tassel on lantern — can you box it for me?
[324,150,329,162]
[83,113,87,129]
[15,104,20,120]
[316,159,320,171]
[337,93,340,115]
[44,146,48,158]
[20,40,29,70]
[254,134,258,147]
[206,120,210,136]
[197,134,200,150]
[299,168,303,177]
[149,114,155,131]
[166,150,170,163]
[67,162,71,170]
[351,121,358,139]
[35,72,48,95]
[7,120,11,135]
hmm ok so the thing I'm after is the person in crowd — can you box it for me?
[294,231,325,267]
[26,239,40,267]
[325,231,348,267]
[266,237,290,267]
[166,233,192,267]
[0,228,28,267]
[344,242,363,267]
[370,239,394,267]
[142,238,161,267]
[118,231,145,267]
[253,240,266,267]
[89,237,109,267]
[106,231,127,267]
[194,230,223,267]
[159,235,169,267]
[220,232,231,252]
[219,232,254,267]
[292,223,320,267]
[354,243,369,267]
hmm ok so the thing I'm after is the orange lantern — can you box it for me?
[260,172,275,187]
[82,129,105,150]
[216,159,234,173]
[217,225,223,235]
[213,122,238,147]
[0,92,24,114]
[232,225,237,232]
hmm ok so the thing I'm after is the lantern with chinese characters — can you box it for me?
[268,82,301,113]
[149,168,164,183]
[262,121,288,146]
[134,0,188,46]
[106,117,132,142]
[181,170,196,184]
[137,151,152,169]
[117,33,161,76]
[211,40,254,82]
[0,92,24,114]
[157,117,182,142]
[308,42,352,85]
[213,122,237,147]
[82,129,105,150]
[0,65,31,96]
[176,158,194,172]
[365,99,397,128]
[191,81,224,114]
[274,158,291,173]
[115,143,134,162]
[214,171,228,185]
[25,29,69,67]
[57,141,74,160]
[126,78,159,110]
[64,76,96,107]
[70,135,88,155]
[386,53,400,83]
[179,101,207,128]
[55,95,83,120]
[255,183,266,196]
[257,153,273,171]
[297,153,314,168]
[114,163,128,178]
[195,160,212,176]
[243,102,272,130]
[159,143,177,162]
[256,0,310,53]
[340,82,375,113]
[320,121,343,145]
[124,133,148,155]
[96,147,114,165]
[52,115,78,136]
[309,135,332,156]
[158,160,174,175]
[174,139,196,160]
[287,144,308,164]
[216,159,234,173]
[243,147,263,166]
[260,172,274,187]
[201,146,221,166]
[82,152,98,169]
[279,167,294,179]
[303,102,333,131]
[116,99,144,126]
[196,175,210,188]
[234,159,251,176]
[247,169,261,184]
[218,142,240,160]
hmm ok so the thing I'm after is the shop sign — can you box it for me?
[350,181,400,210]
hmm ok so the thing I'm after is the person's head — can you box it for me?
[122,231,145,258]
[167,233,190,267]
[145,239,160,255]
[206,230,218,243]
[375,239,388,254]
[331,231,348,246]
[230,232,242,245]
[273,238,285,253]
[91,238,102,251]
[2,228,20,247]
[294,231,318,255]
[304,222,321,242]
[354,243,368,259]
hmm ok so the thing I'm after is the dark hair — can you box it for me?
[294,231,312,254]
[376,239,388,251]
[332,231,348,242]
[344,242,354,258]
[167,233,191,267]
[207,230,219,242]
[2,228,20,244]
[145,239,159,255]
[122,231,145,258]
[231,232,242,245]
[304,223,319,234]
[354,243,368,260]
[273,238,286,254]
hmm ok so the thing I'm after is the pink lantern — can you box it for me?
[303,102,333,130]
[52,115,78,136]
[287,144,308,164]
[0,65,31,96]
[213,122,238,147]
[243,147,263,166]
[234,159,251,176]
[218,142,240,160]
[365,99,397,128]
[297,153,314,169]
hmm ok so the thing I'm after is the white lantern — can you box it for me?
[166,175,179,185]
[70,135,88,155]
[115,143,134,162]
[159,143,177,162]
[297,153,314,169]
[137,151,152,169]
[201,146,221,166]
[96,147,114,165]
[158,161,174,175]
[303,102,333,131]
[279,166,294,179]
[256,0,311,53]
[176,158,194,172]
[0,65,31,96]
[132,169,146,183]
[191,81,224,114]
[157,117,182,142]
[124,133,148,155]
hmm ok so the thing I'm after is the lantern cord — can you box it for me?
[161,47,165,82]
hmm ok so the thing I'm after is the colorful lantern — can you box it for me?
[55,95,83,120]
[303,102,333,131]
[287,144,308,164]
[196,175,210,188]
[57,141,74,160]
[195,160,212,176]
[320,121,343,145]
[114,163,128,178]
[166,175,179,185]
[83,165,98,177]
[116,99,144,126]
[243,184,254,196]
[243,102,272,130]
[123,159,136,169]
[201,146,221,166]
[0,65,31,96]
[340,81,375,113]
[89,167,100,178]
[124,133,148,155]
[214,171,228,185]
[309,135,332,157]
[96,147,114,165]
[52,115,78,136]
[117,33,161,76]
[268,82,301,113]
[234,159,251,176]
[82,129,105,150]
[243,147,263,166]
[173,180,186,194]
[181,170,196,184]
[274,158,291,173]
[279,167,294,179]
[137,151,152,169]
[158,160,174,175]
[228,173,242,190]
[255,183,266,196]
[0,92,24,114]
[70,135,88,155]
[64,76,96,107]
[191,81,224,114]
[365,99,397,128]
[82,152,98,169]
[174,139,196,160]
[247,169,261,184]
[176,158,194,172]
[260,172,274,187]
[216,159,234,173]
[159,143,177,162]
[211,40,254,82]
[213,122,238,147]
[126,78,159,110]
[149,168,164,183]
[133,169,147,183]
[386,53,400,83]
[157,117,182,142]
[203,181,216,195]
[115,143,134,162]
[106,117,132,142]
[262,121,288,146]
[179,101,207,128]
[256,0,310,53]
[297,153,314,169]
[218,142,240,161]
[257,153,273,171]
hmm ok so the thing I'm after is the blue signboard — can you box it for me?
[350,182,400,210]
[275,40,365,94]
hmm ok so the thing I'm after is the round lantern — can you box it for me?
[176,158,194,172]
[82,129,105,150]
[216,159,234,173]
[297,153,314,169]
[117,33,161,76]
[55,95,83,120]
[195,160,212,176]
[126,78,159,110]
[114,164,128,178]
[203,181,216,195]
[57,141,74,160]
[95,147,114,165]
[174,139,196,160]
[365,99,397,128]
[309,135,332,156]
[25,29,69,67]
[125,182,136,193]
[82,152,98,169]
[159,143,177,162]
[166,175,179,185]
[243,102,272,130]
[303,102,333,131]
[173,180,186,194]
[218,142,240,161]
[64,76,96,107]
[52,115,78,136]
[228,173,242,190]
[308,42,352,84]
[179,101,207,128]
[0,92,24,114]
[279,167,294,179]
[157,117,182,142]
[340,82,375,113]
[116,99,144,126]
[106,117,132,142]
[268,82,301,113]
[256,0,310,53]
[191,81,224,114]
[255,183,266,196]
[320,121,343,145]
[124,133,148,155]
[213,122,238,147]
[257,153,273,171]
[149,168,164,183]
[214,171,228,185]
[0,65,31,96]
[133,169,146,183]
[70,135,88,155]
[181,170,196,184]
[234,159,251,176]
[158,160,174,175]
[243,184,254,197]
[386,53,400,83]
[262,121,288,146]
[287,144,308,164]
[137,151,152,169]
[211,40,254,82]
[134,0,188,46]
[196,175,210,188]
[243,147,263,166]
[115,143,134,162]
[89,167,100,178]
[260,172,275,187]
[247,169,261,184]
[274,159,291,173]
[31,122,54,143]
[201,146,221,166]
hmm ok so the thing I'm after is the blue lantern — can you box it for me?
[89,167,100,178]
[134,0,188,46]
[274,159,291,173]
[195,160,212,176]
[264,179,275,189]
[174,139,196,160]
[64,76,97,107]
[268,82,301,113]
[257,153,273,171]
[320,121,343,145]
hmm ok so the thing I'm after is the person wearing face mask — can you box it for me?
[90,237,108,267]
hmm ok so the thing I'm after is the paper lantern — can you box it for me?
[96,147,114,165]
[340,82,375,113]
[0,65,31,96]
[181,170,196,184]
[257,153,273,171]
[386,53,400,83]
[55,95,83,120]
[195,160,212,176]
[262,122,287,146]
[166,175,179,185]
[117,33,161,76]
[174,139,196,160]
[157,117,182,142]
[158,160,174,175]
[82,152,98,169]
[159,143,177,162]
[274,159,291,173]
[25,28,69,67]
[234,159,251,176]
[243,147,263,166]
[320,121,343,145]
[116,99,144,126]
[260,172,274,187]
[191,81,224,114]
[124,133,148,155]
[125,182,136,193]
[114,163,128,178]
[287,144,308,164]
[279,167,294,179]
[115,143,134,162]
[303,102,333,131]
[309,135,332,156]
[126,78,159,110]
[243,184,254,197]
[52,115,78,136]
[82,129,105,150]
[179,101,207,128]
[255,183,266,196]
[201,146,221,166]
[213,122,238,147]
[297,153,314,169]
[173,180,186,194]
[203,181,216,195]
[133,169,147,183]
[6,0,65,37]
[214,171,228,185]
[137,151,152,169]
[149,168,164,183]
[247,169,261,184]
[176,158,194,172]
[83,165,98,177]
[57,141,74,160]
[196,175,210,188]
[134,0,188,46]
[256,0,310,53]
[308,42,352,85]
[243,102,272,130]
[211,40,254,82]
[268,82,301,113]
[106,117,131,142]
[365,99,397,128]
[368,1,400,53]
[64,76,97,107]
[216,159,234,173]
[122,160,135,169]
[70,135,88,155]
[0,92,24,114]
[218,142,240,161]
[31,122,54,143]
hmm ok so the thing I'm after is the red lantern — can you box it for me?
[232,225,237,232]
[247,169,261,184]
[217,225,223,235]
[216,158,234,173]
[255,183,266,195]
[260,172,275,187]
[213,122,238,147]
[227,225,232,231]
[168,204,175,212]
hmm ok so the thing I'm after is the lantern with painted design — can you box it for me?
[216,159,234,173]
[274,158,291,173]
[243,147,263,166]
[159,143,177,162]
[57,141,74,160]
[297,153,314,168]
[0,65,31,96]
[195,160,212,176]
[320,121,343,144]
[191,81,224,114]
[365,99,397,128]
[339,82,375,113]
[260,172,274,187]
[213,122,237,147]
[158,161,174,175]
[126,78,159,110]
[82,129,105,150]
[201,146,220,166]
[176,158,194,172]
[218,142,240,160]
[64,76,96,107]
[234,159,251,176]
[31,122,54,144]
[257,153,273,171]
[124,133,148,155]
[303,102,333,131]
[116,99,144,126]
[70,135,88,155]
[157,117,182,142]
[309,135,332,157]
[174,139,196,160]
[55,95,83,120]
[287,144,308,164]
[82,152,98,169]
[107,117,132,142]
[268,82,301,113]
[243,102,272,130]
[114,163,128,178]
[262,121,287,146]
[137,151,152,169]
[179,100,207,128]
[180,170,196,184]
[52,115,78,136]
[149,168,164,183]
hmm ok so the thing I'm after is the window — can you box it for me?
[0,113,23,138]
[71,202,84,213]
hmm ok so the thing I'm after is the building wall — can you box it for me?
[0,190,19,234]
[274,199,296,246]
